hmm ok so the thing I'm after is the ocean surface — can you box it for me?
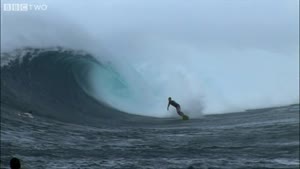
[1,48,299,169]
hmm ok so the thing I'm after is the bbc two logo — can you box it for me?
[3,3,48,12]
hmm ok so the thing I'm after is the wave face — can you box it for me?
[1,47,151,125]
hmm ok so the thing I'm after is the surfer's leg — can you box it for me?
[178,111,184,116]
[176,107,184,116]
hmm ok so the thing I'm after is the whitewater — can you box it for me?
[1,0,299,168]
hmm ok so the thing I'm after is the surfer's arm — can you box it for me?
[167,102,170,111]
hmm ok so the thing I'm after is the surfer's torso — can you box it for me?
[169,100,180,108]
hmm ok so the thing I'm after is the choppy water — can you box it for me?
[1,104,299,169]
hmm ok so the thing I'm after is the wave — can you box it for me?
[1,47,151,125]
[2,0,299,122]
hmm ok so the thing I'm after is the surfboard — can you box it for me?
[182,115,189,120]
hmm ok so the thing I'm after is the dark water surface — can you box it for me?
[1,104,299,169]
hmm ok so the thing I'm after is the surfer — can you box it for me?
[167,97,184,117]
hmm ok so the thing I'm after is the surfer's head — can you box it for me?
[10,157,21,169]
[168,97,172,101]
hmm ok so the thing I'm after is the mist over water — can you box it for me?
[1,0,299,117]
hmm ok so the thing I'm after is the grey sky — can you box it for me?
[2,0,299,53]
[50,0,299,53]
